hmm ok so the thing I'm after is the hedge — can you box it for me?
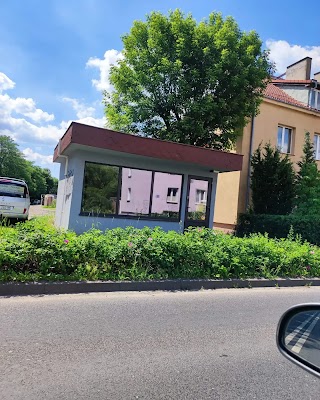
[236,213,320,246]
[0,216,319,282]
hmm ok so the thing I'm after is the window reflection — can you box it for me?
[81,163,183,220]
[151,172,182,218]
[119,168,152,216]
[187,179,209,220]
[81,163,119,214]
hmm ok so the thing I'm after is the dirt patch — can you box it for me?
[29,205,55,219]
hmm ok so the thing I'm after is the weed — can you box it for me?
[1,217,320,283]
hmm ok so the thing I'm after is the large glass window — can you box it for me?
[81,163,119,214]
[151,172,182,218]
[81,163,182,220]
[119,168,152,216]
[277,126,292,154]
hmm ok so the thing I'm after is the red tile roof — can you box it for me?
[264,83,307,108]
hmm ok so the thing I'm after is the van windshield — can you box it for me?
[0,182,27,198]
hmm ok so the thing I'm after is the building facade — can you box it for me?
[213,56,320,228]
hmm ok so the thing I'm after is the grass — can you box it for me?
[0,216,319,283]
[42,200,56,209]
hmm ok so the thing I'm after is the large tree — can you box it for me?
[0,135,58,199]
[0,135,30,180]
[105,9,272,150]
[250,143,295,215]
[294,132,320,215]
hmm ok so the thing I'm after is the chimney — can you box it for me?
[286,57,312,80]
[314,71,320,82]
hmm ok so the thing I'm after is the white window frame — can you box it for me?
[196,189,207,204]
[166,187,178,203]
[314,134,320,160]
[310,89,320,110]
[277,126,292,154]
[127,187,131,202]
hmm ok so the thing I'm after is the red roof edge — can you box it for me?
[53,122,243,172]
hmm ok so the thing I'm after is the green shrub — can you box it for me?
[236,213,320,246]
[0,216,319,282]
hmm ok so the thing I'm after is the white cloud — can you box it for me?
[58,116,106,134]
[62,97,96,119]
[0,73,106,146]
[86,49,123,92]
[61,97,106,129]
[267,40,320,75]
[0,73,54,124]
[0,114,70,145]
[0,72,107,178]
[0,72,15,93]
[22,148,53,166]
[0,93,54,123]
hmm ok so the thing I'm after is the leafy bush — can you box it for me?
[0,216,319,282]
[236,213,320,246]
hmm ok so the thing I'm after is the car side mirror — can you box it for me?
[277,304,320,378]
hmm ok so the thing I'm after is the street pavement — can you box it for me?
[1,287,320,399]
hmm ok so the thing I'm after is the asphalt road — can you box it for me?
[1,287,320,400]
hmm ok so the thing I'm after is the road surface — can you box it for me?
[1,287,320,399]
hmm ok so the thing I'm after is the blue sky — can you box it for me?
[1,0,319,177]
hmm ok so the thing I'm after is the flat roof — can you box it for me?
[53,122,243,172]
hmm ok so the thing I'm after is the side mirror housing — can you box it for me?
[277,304,320,378]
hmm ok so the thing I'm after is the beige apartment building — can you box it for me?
[214,57,320,229]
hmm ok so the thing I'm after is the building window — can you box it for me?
[277,126,292,154]
[310,90,320,110]
[196,189,207,204]
[166,188,178,203]
[314,134,320,160]
[81,162,183,220]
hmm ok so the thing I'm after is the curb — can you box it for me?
[0,278,320,297]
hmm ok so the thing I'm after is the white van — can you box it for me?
[0,177,30,221]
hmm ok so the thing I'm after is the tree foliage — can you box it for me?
[294,132,320,215]
[250,143,295,215]
[0,135,58,199]
[0,135,28,180]
[105,9,273,150]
